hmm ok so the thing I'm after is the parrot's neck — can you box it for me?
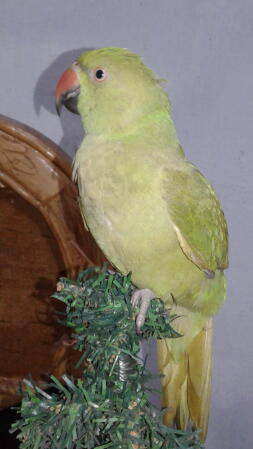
[107,110,174,137]
[82,109,183,158]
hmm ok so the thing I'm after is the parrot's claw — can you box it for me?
[131,288,155,333]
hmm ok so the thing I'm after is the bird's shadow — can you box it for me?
[34,47,94,156]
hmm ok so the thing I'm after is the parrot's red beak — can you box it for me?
[55,65,80,115]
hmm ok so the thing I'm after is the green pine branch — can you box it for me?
[11,266,204,449]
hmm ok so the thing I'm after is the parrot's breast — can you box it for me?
[75,139,174,269]
[73,137,220,314]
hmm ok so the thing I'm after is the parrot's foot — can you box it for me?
[131,288,155,333]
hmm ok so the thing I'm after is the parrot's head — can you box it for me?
[55,47,169,135]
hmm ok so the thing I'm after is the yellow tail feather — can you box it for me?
[157,317,213,441]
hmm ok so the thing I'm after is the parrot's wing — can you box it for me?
[72,163,89,232]
[77,196,89,232]
[164,164,228,272]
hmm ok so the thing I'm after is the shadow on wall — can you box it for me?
[34,48,93,156]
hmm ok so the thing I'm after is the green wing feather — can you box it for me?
[164,163,228,272]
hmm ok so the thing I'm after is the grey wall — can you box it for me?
[1,1,252,448]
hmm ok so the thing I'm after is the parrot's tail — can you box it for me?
[157,316,213,441]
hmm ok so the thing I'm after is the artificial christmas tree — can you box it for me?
[12,267,203,449]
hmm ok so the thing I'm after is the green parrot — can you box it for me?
[55,48,228,440]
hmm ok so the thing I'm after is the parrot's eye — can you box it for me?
[93,67,107,82]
